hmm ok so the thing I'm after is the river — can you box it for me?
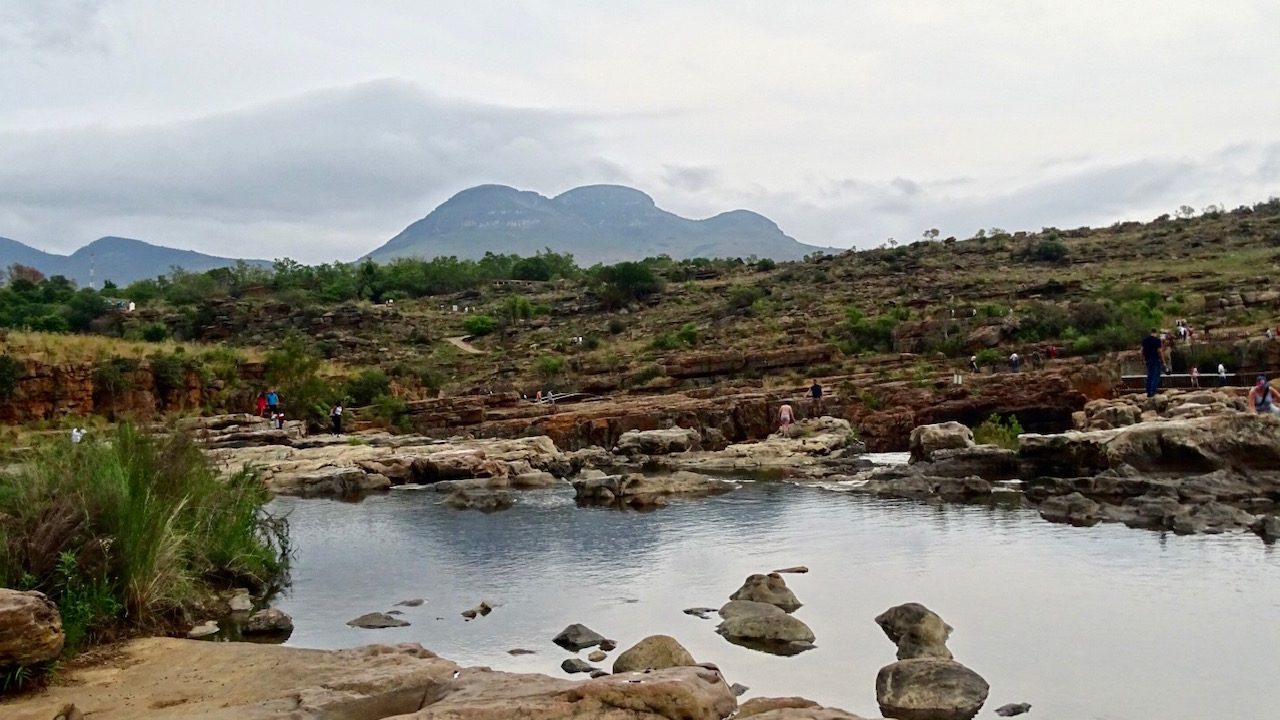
[267,468,1280,720]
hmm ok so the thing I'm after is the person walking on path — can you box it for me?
[1009,352,1020,373]
[1218,363,1228,386]
[1248,376,1280,415]
[778,402,795,432]
[1141,329,1163,397]
[330,402,344,434]
[1190,366,1200,388]
[969,355,979,373]
[266,389,280,415]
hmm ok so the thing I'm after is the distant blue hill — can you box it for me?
[0,236,269,287]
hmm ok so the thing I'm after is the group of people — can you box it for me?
[1142,328,1277,413]
[776,380,823,430]
[253,389,344,434]
[966,346,1057,374]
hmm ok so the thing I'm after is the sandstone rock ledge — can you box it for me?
[2,638,866,720]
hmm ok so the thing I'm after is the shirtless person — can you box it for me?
[778,402,795,431]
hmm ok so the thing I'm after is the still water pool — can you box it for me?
[268,478,1279,720]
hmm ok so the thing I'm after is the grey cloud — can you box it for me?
[695,142,1280,249]
[662,164,720,193]
[0,79,624,259]
[0,0,110,51]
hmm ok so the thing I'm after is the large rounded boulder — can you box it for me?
[0,589,65,666]
[729,573,802,612]
[716,601,815,656]
[612,634,696,673]
[908,422,975,464]
[876,658,989,720]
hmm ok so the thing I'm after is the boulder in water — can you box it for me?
[909,422,975,463]
[875,602,953,661]
[729,573,802,612]
[1038,492,1102,527]
[995,702,1032,716]
[876,658,989,720]
[560,658,593,674]
[553,623,606,651]
[612,634,696,673]
[716,611,816,656]
[241,608,293,636]
[346,612,409,629]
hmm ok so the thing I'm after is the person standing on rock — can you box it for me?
[255,392,268,417]
[1218,362,1228,386]
[1190,366,1200,388]
[1008,352,1020,373]
[267,389,280,416]
[968,355,979,373]
[778,402,795,431]
[1248,376,1280,415]
[1141,329,1162,397]
[809,380,823,414]
[330,402,344,434]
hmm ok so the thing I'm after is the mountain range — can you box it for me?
[0,184,827,285]
[0,236,266,288]
[365,184,830,264]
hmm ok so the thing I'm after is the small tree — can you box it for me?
[463,315,498,336]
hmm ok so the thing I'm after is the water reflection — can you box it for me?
[269,481,1280,720]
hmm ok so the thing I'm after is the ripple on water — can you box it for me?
[267,480,1280,720]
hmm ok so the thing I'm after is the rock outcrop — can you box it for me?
[614,428,702,456]
[874,603,954,661]
[908,422,974,463]
[2,638,739,720]
[572,472,737,509]
[0,588,64,667]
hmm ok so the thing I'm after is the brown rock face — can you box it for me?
[0,588,64,667]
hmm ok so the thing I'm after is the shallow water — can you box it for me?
[268,475,1280,720]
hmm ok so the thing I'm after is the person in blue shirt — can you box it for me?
[266,389,280,415]
[1140,329,1162,397]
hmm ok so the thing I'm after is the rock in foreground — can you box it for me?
[876,658,990,720]
[2,638,739,720]
[0,588,64,666]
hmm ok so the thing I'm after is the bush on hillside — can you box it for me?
[344,368,391,406]
[973,414,1024,450]
[462,315,498,337]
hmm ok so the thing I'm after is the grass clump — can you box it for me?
[973,413,1024,450]
[0,424,290,664]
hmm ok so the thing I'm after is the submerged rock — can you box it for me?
[995,702,1032,716]
[612,634,696,673]
[186,620,219,640]
[876,658,989,720]
[1038,492,1102,527]
[560,657,593,674]
[553,623,606,651]
[461,601,494,620]
[736,696,866,718]
[683,607,718,619]
[444,488,514,512]
[346,612,409,629]
[716,603,816,657]
[729,573,802,612]
[396,598,425,607]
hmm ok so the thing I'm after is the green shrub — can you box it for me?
[533,355,564,380]
[974,348,1003,367]
[727,285,766,310]
[0,355,23,399]
[0,425,289,663]
[676,323,699,346]
[973,414,1024,449]
[141,322,169,342]
[149,353,188,400]
[265,335,338,430]
[607,318,626,334]
[630,363,666,386]
[370,393,411,432]
[463,315,498,336]
[344,368,391,406]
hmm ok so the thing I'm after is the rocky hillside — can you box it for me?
[366,184,831,264]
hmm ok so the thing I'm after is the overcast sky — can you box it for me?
[1,0,1277,263]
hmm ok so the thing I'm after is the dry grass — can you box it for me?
[0,331,263,364]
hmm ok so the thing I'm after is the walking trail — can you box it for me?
[446,335,484,355]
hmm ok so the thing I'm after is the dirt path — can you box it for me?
[446,335,484,354]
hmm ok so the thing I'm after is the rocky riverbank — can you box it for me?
[2,636,868,720]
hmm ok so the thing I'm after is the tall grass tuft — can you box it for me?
[0,424,289,654]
